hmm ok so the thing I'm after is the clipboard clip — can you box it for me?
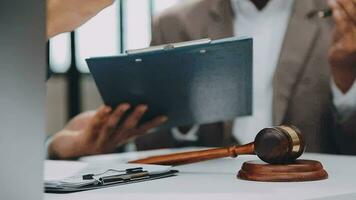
[126,38,211,55]
[81,167,150,186]
[82,167,144,180]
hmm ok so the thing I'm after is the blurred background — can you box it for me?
[46,0,180,137]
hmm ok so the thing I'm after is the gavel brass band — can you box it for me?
[278,125,303,154]
[130,125,306,165]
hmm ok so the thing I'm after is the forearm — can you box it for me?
[46,0,114,39]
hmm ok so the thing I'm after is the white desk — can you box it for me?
[45,148,356,200]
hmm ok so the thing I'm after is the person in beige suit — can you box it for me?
[135,0,356,154]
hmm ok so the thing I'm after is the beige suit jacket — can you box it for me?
[135,0,356,154]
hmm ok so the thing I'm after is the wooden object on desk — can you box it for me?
[238,160,328,182]
[129,125,305,165]
[130,143,254,166]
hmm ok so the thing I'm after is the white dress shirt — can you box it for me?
[231,0,294,143]
[172,0,356,143]
[332,79,356,120]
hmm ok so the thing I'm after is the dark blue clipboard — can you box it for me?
[87,37,252,129]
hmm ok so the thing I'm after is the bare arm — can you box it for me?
[46,0,114,39]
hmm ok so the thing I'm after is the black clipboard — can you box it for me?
[87,37,253,129]
[45,168,179,193]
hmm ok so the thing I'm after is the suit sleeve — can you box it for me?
[150,16,166,46]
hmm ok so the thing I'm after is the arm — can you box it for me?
[46,0,114,39]
[328,0,356,93]
[328,0,356,154]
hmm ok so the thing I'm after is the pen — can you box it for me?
[99,171,150,185]
[307,9,333,19]
[82,167,144,180]
[317,9,333,18]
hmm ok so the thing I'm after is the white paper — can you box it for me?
[44,160,172,186]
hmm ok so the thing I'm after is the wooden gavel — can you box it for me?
[130,125,305,165]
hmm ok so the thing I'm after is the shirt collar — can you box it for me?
[231,0,294,17]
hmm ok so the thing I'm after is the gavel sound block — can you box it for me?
[130,125,328,182]
[238,159,328,182]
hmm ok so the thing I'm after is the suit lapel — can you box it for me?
[273,0,319,125]
[205,0,319,126]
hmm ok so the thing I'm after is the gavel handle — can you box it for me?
[129,143,255,166]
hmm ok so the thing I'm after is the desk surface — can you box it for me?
[45,148,356,200]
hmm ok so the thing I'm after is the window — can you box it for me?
[49,33,71,73]
[49,0,180,74]
[75,1,120,73]
[153,0,180,13]
[124,0,151,51]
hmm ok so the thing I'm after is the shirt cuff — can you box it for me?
[331,78,356,120]
[171,125,199,142]
[45,136,54,159]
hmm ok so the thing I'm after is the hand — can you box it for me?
[47,0,114,39]
[48,104,167,159]
[328,0,356,93]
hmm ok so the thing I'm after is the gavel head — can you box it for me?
[254,125,305,164]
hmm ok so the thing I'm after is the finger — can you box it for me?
[88,105,111,131]
[338,0,356,25]
[97,103,131,145]
[119,105,148,131]
[329,0,350,31]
